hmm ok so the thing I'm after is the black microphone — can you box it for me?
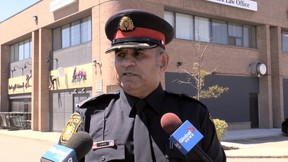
[40,131,93,162]
[160,113,213,162]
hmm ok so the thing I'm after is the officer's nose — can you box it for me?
[121,55,136,67]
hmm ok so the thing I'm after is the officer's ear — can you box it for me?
[159,51,169,72]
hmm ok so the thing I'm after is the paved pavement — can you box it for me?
[222,128,288,159]
[0,128,287,161]
[0,129,61,143]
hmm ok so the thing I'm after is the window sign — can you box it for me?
[207,0,258,11]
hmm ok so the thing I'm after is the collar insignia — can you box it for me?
[119,16,135,31]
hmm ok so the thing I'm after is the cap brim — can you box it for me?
[105,43,157,53]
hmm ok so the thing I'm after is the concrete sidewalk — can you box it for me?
[222,128,288,158]
[0,128,287,159]
[0,129,61,143]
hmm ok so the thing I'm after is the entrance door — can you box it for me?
[249,93,259,128]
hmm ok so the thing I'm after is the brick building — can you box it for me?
[0,0,287,131]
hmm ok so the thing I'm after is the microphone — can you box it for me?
[160,113,213,162]
[40,131,93,162]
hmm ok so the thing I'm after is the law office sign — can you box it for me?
[50,0,77,12]
[207,0,258,11]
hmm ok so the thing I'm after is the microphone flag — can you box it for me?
[41,144,78,162]
[169,120,203,155]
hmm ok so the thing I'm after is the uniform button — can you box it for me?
[101,156,106,161]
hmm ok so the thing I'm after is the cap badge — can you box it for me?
[119,16,135,31]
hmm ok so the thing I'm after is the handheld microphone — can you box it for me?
[160,113,213,162]
[40,131,93,162]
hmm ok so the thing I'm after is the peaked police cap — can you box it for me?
[105,9,174,53]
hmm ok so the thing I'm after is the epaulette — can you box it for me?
[165,91,213,122]
[76,90,120,108]
[165,91,207,109]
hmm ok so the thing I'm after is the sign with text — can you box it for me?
[50,0,77,12]
[207,0,258,11]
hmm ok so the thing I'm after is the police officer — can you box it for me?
[60,9,226,162]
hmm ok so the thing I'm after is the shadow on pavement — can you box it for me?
[223,134,288,145]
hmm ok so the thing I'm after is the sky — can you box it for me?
[0,0,39,22]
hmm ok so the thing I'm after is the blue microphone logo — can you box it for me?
[169,120,203,155]
[179,126,195,143]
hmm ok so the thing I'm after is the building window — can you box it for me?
[53,16,92,50]
[211,20,228,44]
[18,42,25,61]
[81,16,92,43]
[71,20,81,46]
[10,38,32,63]
[24,39,31,59]
[195,16,210,42]
[10,99,31,112]
[164,11,174,28]
[282,31,288,52]
[53,28,61,50]
[243,25,256,48]
[62,24,71,49]
[164,11,257,48]
[228,23,243,46]
[175,13,193,40]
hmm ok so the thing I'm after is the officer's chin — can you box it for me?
[118,81,140,93]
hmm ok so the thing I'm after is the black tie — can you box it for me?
[133,100,153,162]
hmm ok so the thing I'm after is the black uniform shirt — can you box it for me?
[76,84,226,162]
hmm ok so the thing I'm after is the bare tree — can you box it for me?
[175,41,229,100]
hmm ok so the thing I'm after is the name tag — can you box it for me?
[92,140,115,150]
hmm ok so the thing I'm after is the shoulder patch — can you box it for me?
[165,91,194,100]
[59,112,82,144]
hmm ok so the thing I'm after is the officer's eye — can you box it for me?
[115,51,125,58]
[133,50,145,58]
